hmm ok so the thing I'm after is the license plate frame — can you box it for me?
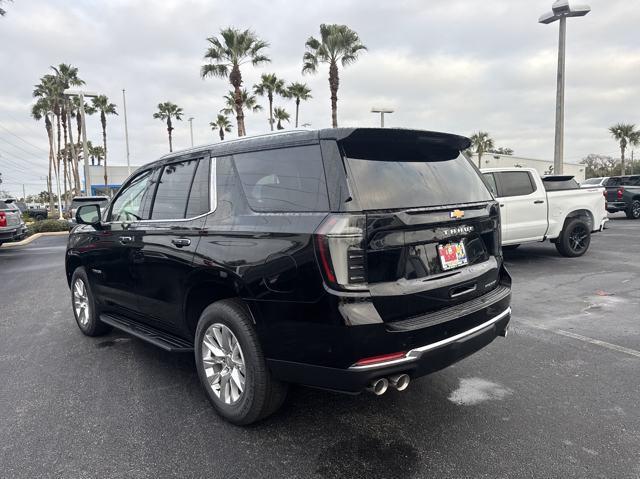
[437,241,468,271]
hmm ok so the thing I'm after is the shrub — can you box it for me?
[28,219,71,235]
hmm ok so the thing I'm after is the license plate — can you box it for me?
[438,241,468,271]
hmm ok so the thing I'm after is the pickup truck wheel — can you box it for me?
[625,200,640,219]
[70,267,111,336]
[195,299,288,425]
[555,218,591,257]
[35,214,45,221]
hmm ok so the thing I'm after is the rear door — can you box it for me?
[341,147,502,322]
[494,171,548,243]
[132,155,212,333]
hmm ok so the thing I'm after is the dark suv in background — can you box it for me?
[67,128,512,424]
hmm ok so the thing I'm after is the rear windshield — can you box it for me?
[344,154,492,210]
[543,177,580,191]
[0,200,18,211]
[71,198,108,209]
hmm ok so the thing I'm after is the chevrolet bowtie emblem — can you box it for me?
[450,209,464,219]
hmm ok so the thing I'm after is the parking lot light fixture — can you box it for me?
[64,89,99,197]
[539,0,591,175]
[371,107,394,128]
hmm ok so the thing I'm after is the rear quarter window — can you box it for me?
[233,145,329,212]
[497,171,536,196]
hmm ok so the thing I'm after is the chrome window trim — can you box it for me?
[104,157,216,225]
[348,307,511,370]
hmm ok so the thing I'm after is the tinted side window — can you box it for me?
[185,159,211,218]
[151,160,198,220]
[110,170,153,222]
[498,172,535,196]
[482,173,498,196]
[623,176,640,186]
[233,145,329,212]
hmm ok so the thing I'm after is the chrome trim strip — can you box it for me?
[348,307,511,370]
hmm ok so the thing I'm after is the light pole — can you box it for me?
[371,107,394,127]
[539,0,591,175]
[122,89,131,175]
[64,89,99,196]
[188,117,194,147]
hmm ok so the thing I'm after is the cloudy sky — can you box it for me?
[0,0,638,196]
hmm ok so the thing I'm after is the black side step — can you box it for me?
[100,313,194,352]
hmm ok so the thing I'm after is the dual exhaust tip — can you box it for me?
[367,374,410,396]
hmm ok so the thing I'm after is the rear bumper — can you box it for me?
[606,201,627,212]
[0,226,27,242]
[268,306,511,394]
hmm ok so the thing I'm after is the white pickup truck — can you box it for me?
[481,168,608,257]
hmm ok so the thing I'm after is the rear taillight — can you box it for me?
[617,187,624,200]
[354,351,407,367]
[314,214,367,290]
[0,212,6,227]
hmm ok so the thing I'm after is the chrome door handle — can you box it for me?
[119,236,133,244]
[171,238,191,248]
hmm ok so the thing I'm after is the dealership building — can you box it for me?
[82,165,139,196]
[469,153,586,182]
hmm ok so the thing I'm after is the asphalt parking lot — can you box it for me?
[1,216,639,479]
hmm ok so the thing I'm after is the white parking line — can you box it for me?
[521,321,640,359]
[554,329,640,359]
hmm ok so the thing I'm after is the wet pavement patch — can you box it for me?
[316,434,418,479]
[448,377,512,406]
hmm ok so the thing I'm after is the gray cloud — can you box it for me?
[0,0,638,196]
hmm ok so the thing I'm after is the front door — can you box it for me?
[91,169,154,316]
[495,171,548,243]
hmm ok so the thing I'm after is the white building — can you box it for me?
[82,165,140,196]
[469,153,585,182]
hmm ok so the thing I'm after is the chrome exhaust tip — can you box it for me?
[389,373,410,391]
[367,378,389,396]
[499,326,509,338]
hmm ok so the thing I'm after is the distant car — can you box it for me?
[11,200,48,221]
[0,199,28,246]
[603,175,640,219]
[580,177,609,188]
[69,196,110,223]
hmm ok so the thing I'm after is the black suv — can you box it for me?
[66,128,511,424]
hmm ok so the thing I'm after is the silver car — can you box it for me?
[0,200,27,246]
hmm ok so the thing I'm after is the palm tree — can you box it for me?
[51,64,84,198]
[201,27,270,137]
[470,132,494,168]
[30,93,56,213]
[273,107,290,130]
[220,89,262,134]
[284,82,312,128]
[86,95,117,190]
[253,73,286,131]
[0,0,12,16]
[302,24,367,128]
[609,123,640,175]
[209,114,233,141]
[153,102,183,152]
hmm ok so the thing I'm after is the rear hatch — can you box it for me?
[0,201,21,229]
[315,129,504,323]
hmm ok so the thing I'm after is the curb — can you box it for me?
[1,231,69,248]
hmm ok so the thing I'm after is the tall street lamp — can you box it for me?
[539,0,591,175]
[122,89,131,175]
[371,107,394,128]
[188,117,194,147]
[64,89,99,196]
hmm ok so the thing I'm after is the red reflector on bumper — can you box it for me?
[355,352,406,366]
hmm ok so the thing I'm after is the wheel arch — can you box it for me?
[564,208,594,231]
[183,270,256,339]
[65,253,83,287]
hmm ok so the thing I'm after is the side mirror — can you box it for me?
[76,204,102,226]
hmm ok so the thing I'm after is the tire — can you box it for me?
[35,214,45,221]
[503,244,520,251]
[70,267,111,336]
[195,299,288,425]
[555,218,591,257]
[625,200,640,219]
